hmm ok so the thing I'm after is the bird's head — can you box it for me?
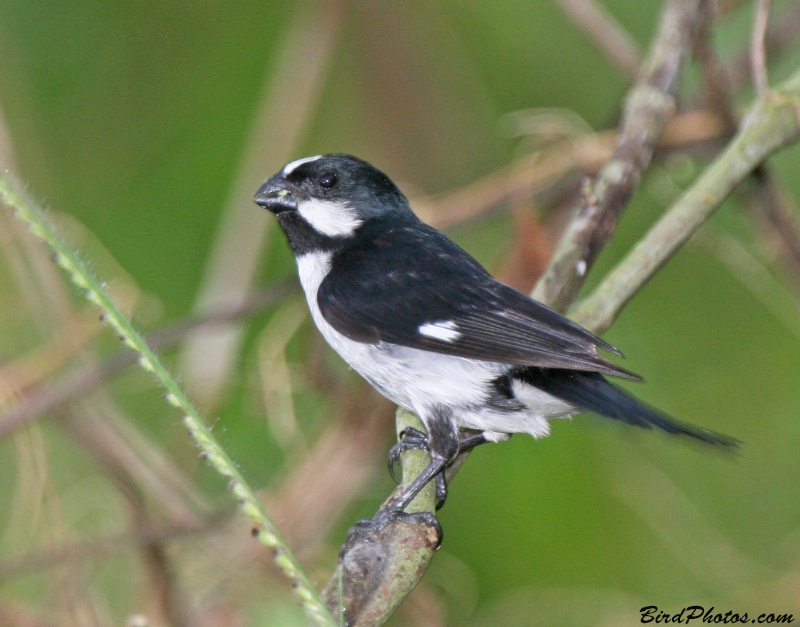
[254,154,415,255]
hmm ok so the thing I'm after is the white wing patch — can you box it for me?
[297,198,363,237]
[418,320,460,342]
[283,155,322,176]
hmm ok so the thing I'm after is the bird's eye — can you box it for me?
[318,172,338,189]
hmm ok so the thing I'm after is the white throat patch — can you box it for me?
[296,251,332,297]
[297,198,363,237]
[283,155,322,176]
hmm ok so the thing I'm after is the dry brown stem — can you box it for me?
[751,0,772,97]
[533,0,710,312]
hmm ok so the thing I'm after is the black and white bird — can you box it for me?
[254,154,736,517]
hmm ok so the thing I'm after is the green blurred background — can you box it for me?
[1,0,800,625]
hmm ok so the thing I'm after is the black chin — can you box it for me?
[268,201,296,215]
[273,210,339,256]
[254,198,297,214]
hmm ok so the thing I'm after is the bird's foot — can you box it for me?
[388,427,449,509]
[388,427,429,483]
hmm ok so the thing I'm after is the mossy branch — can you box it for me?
[0,174,337,627]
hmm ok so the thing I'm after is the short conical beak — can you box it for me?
[253,177,298,214]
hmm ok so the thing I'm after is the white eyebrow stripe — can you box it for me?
[283,155,322,176]
[297,198,363,237]
[419,321,461,342]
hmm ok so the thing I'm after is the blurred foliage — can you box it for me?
[1,1,800,626]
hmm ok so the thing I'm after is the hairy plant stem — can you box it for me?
[0,175,336,627]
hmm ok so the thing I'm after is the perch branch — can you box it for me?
[322,409,440,627]
[694,2,739,135]
[728,1,800,92]
[747,169,800,292]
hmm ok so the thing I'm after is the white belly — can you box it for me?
[296,252,501,414]
[295,251,574,440]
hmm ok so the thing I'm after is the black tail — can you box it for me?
[515,368,739,447]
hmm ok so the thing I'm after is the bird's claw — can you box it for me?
[388,427,430,483]
[388,427,450,508]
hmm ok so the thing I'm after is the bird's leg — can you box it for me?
[388,426,489,509]
[431,432,489,508]
[457,432,487,452]
[388,427,428,483]
[381,408,460,518]
[388,425,451,509]
[383,455,450,516]
[344,412,475,550]
[346,433,453,548]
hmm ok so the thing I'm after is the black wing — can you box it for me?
[318,222,639,379]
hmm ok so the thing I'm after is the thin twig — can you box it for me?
[729,1,800,91]
[0,516,227,581]
[693,8,800,295]
[0,312,98,407]
[747,169,800,292]
[694,3,739,135]
[61,400,210,528]
[131,506,194,627]
[532,0,709,312]
[571,66,800,334]
[554,0,642,80]
[422,109,726,229]
[751,0,772,97]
